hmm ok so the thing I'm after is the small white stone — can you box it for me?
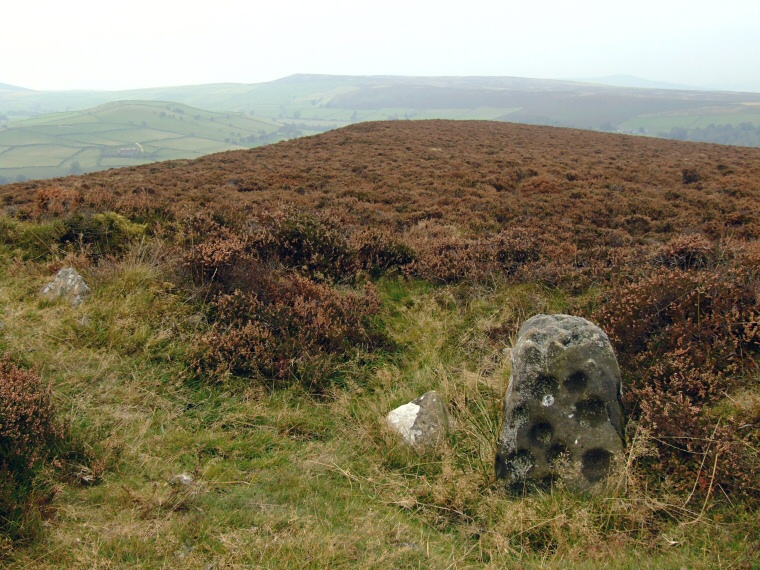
[387,402,421,443]
[170,473,194,486]
[541,394,555,407]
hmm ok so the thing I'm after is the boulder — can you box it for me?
[496,314,624,490]
[41,267,92,307]
[387,391,450,447]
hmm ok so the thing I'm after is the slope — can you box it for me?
[0,100,281,182]
[1,120,759,567]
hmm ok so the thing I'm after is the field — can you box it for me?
[619,106,760,132]
[0,120,759,568]
[0,101,281,182]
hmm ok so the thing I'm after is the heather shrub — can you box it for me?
[487,227,542,276]
[406,236,486,283]
[32,186,83,219]
[195,272,386,389]
[0,356,63,541]
[655,233,713,269]
[180,212,251,287]
[595,266,760,497]
[407,228,543,283]
[350,228,416,277]
[252,209,355,282]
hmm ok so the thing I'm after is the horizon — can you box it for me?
[2,0,760,94]
[3,72,757,97]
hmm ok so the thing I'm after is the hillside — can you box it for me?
[1,75,759,183]
[0,100,282,182]
[8,119,760,236]
[0,83,30,93]
[1,121,759,568]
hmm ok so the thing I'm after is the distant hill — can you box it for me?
[2,74,760,182]
[0,100,282,183]
[3,74,760,126]
[0,82,30,92]
[570,75,697,91]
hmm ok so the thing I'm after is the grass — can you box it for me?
[0,232,757,568]
[620,111,760,133]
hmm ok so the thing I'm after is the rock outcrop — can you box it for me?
[41,267,92,307]
[496,314,624,490]
[387,391,450,448]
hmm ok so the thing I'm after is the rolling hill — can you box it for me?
[0,100,282,182]
[2,74,760,183]
[3,74,760,131]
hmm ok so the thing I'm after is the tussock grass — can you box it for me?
[2,244,757,567]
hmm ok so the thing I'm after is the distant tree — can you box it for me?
[70,161,82,174]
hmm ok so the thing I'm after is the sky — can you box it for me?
[3,0,759,93]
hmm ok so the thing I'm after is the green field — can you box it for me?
[0,101,281,182]
[619,105,760,132]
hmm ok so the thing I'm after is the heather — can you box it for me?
[0,120,758,567]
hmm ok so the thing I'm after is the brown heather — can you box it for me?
[4,120,760,494]
[0,356,62,541]
[1,120,760,563]
[0,356,60,472]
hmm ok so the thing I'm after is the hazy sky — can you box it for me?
[3,0,759,92]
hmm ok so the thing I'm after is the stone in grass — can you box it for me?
[387,391,450,448]
[41,267,91,307]
[496,314,625,491]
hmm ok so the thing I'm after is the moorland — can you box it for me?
[2,74,760,182]
[0,120,759,568]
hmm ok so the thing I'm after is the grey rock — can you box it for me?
[387,391,450,447]
[496,314,624,490]
[41,267,91,306]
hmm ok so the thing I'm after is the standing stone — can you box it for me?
[41,267,92,306]
[387,391,450,448]
[496,314,624,490]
